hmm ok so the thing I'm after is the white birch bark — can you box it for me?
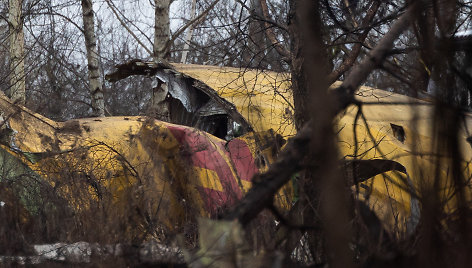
[151,0,171,120]
[180,0,196,64]
[8,0,25,105]
[153,0,170,61]
[81,0,105,117]
[150,80,169,121]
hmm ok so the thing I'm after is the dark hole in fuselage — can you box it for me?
[390,123,406,143]
[168,97,229,139]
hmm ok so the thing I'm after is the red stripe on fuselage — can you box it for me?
[167,126,243,211]
[225,138,258,182]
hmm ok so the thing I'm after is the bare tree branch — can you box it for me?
[35,11,85,34]
[336,4,417,98]
[326,0,380,84]
[168,0,220,48]
[259,0,290,62]
[105,0,153,45]
[223,2,417,225]
[105,0,153,56]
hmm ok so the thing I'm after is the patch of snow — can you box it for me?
[0,241,185,264]
[34,243,67,261]
[456,29,472,37]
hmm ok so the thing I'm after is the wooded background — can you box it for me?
[1,0,472,267]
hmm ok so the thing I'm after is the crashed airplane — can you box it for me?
[1,60,471,246]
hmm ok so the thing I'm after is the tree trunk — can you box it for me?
[413,4,435,94]
[289,1,354,265]
[153,0,170,61]
[151,0,171,121]
[289,0,309,131]
[8,0,25,105]
[149,80,170,122]
[180,0,197,64]
[246,0,267,68]
[81,0,105,117]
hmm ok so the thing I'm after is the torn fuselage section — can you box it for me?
[106,60,251,140]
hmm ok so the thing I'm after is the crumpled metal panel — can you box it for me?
[156,70,207,113]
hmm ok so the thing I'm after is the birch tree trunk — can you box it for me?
[180,0,196,64]
[8,0,25,105]
[153,0,170,61]
[150,0,171,121]
[81,0,105,117]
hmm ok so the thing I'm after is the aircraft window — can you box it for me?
[390,123,406,143]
